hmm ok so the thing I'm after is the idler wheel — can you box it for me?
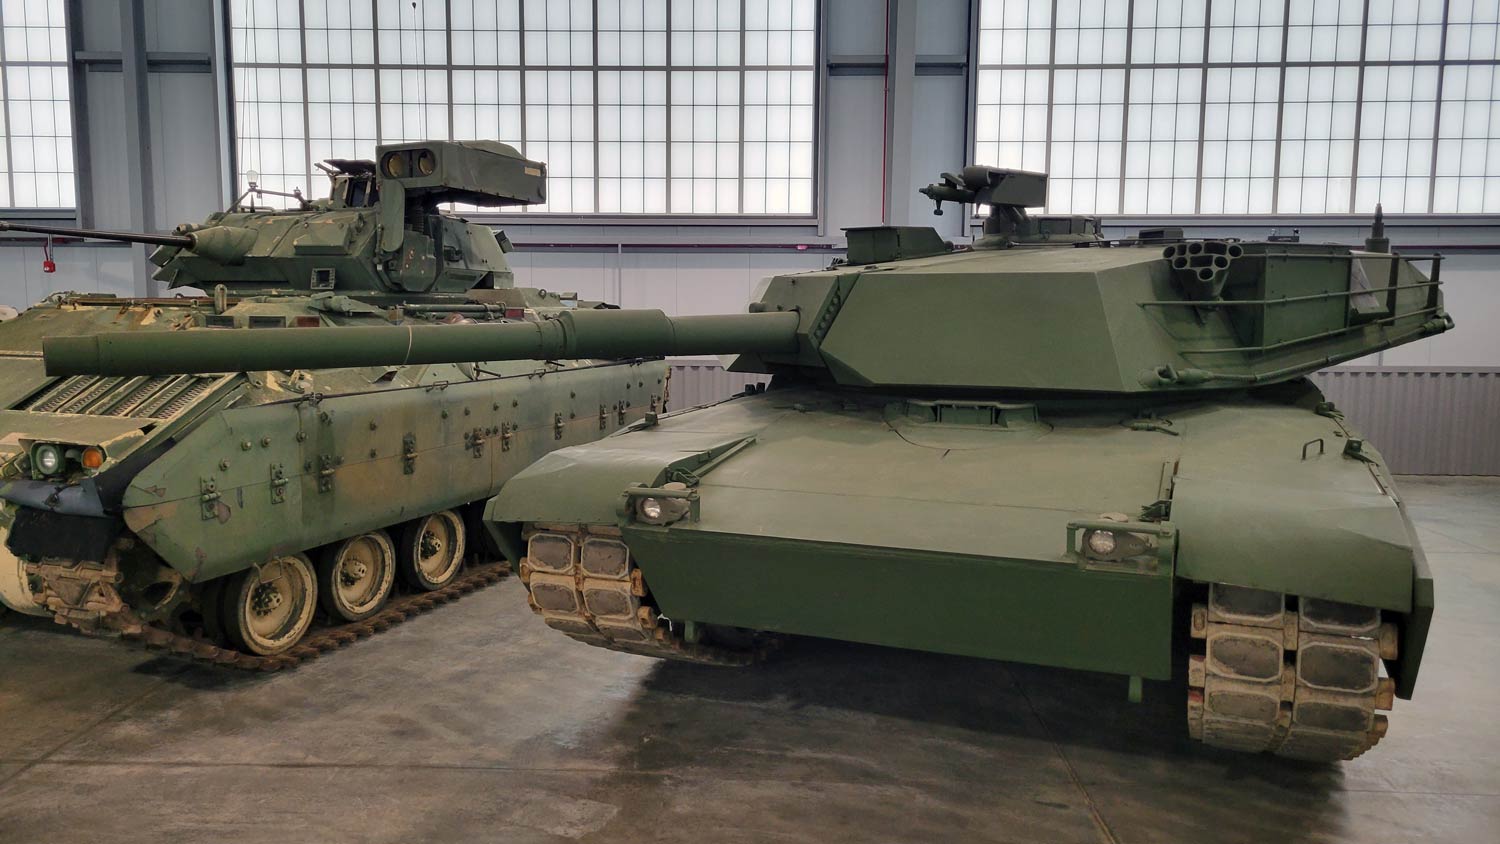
[318,531,396,622]
[398,510,466,592]
[223,553,318,655]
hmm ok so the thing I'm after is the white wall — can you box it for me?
[509,249,831,315]
[0,246,137,310]
[1382,256,1500,368]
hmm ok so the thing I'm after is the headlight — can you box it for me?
[1081,512,1152,561]
[32,444,63,476]
[634,482,693,526]
[1085,529,1117,556]
[639,497,664,521]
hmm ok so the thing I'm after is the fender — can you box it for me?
[1172,472,1432,698]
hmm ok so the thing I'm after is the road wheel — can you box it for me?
[398,510,466,591]
[223,554,318,655]
[318,531,396,622]
[0,511,48,617]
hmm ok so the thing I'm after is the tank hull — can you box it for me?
[489,379,1429,759]
[0,294,667,656]
[115,360,662,582]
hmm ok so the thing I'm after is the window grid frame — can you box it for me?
[973,0,1500,216]
[0,0,74,210]
[230,0,820,218]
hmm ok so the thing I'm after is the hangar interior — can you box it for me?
[0,1,1497,842]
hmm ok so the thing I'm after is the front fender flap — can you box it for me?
[1172,474,1416,612]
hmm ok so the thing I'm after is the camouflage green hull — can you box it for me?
[491,380,1426,681]
[0,295,666,653]
[490,379,1428,760]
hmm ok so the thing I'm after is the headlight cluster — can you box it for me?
[634,481,693,526]
[29,443,105,478]
[1081,513,1153,562]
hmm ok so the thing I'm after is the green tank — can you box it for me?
[43,166,1449,761]
[0,140,667,663]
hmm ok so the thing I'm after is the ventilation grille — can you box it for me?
[17,374,223,419]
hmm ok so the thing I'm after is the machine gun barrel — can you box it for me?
[0,220,195,250]
[43,309,803,376]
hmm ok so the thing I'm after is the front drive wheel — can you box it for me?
[318,531,397,622]
[398,510,466,592]
[223,554,318,656]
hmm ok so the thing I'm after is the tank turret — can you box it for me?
[0,140,545,298]
[46,167,1451,396]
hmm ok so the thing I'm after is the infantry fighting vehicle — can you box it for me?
[43,166,1448,760]
[0,141,666,664]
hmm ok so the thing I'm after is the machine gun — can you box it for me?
[920,166,1101,245]
[920,165,1047,239]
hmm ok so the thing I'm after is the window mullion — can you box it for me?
[1426,0,1452,213]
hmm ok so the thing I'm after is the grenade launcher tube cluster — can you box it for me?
[42,309,804,377]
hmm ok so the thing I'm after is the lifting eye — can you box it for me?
[416,149,437,176]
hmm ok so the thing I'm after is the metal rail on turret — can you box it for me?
[1139,253,1445,309]
[1141,281,1442,309]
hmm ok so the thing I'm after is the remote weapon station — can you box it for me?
[0,141,667,665]
[43,166,1448,761]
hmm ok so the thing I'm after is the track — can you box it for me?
[519,523,768,666]
[31,555,508,672]
[1188,582,1398,761]
[522,526,1400,761]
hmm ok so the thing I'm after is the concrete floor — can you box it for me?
[0,476,1496,844]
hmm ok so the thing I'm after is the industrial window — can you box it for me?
[974,0,1500,214]
[0,0,73,208]
[230,0,818,215]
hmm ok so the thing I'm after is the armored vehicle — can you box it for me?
[0,141,666,665]
[44,166,1448,760]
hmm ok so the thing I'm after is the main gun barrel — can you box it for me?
[0,221,194,250]
[43,309,803,376]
